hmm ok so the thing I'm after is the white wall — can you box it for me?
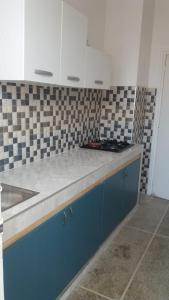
[149,0,169,88]
[64,0,106,50]
[137,0,155,87]
[104,0,144,86]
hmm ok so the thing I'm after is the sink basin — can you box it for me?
[1,183,39,212]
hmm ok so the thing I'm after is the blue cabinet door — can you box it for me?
[3,187,103,300]
[123,159,140,216]
[102,170,124,240]
[3,210,67,300]
[63,185,103,287]
[3,159,140,300]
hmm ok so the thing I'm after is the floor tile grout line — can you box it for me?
[60,206,139,300]
[125,224,154,235]
[155,233,169,240]
[119,203,169,300]
[61,200,169,300]
[79,285,117,300]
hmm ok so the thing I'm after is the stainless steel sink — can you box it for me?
[1,183,39,212]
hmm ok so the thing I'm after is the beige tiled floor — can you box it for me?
[62,196,169,300]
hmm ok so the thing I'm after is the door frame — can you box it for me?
[148,50,169,195]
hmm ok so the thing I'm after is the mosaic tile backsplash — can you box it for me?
[133,87,147,144]
[141,89,157,193]
[0,82,156,194]
[100,87,136,142]
[0,82,101,172]
[100,86,157,193]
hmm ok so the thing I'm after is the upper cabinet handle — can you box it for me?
[67,76,80,82]
[35,69,53,77]
[95,80,104,85]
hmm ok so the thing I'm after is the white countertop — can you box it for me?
[0,145,142,243]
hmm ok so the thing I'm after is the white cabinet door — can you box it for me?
[60,2,87,88]
[0,0,24,80]
[24,0,62,84]
[85,47,112,90]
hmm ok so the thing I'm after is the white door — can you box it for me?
[24,0,62,84]
[153,54,169,200]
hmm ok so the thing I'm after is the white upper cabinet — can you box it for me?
[59,2,88,88]
[0,1,112,89]
[85,47,112,90]
[24,0,62,84]
[0,0,25,80]
[0,0,62,84]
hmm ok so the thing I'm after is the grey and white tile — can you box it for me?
[99,86,157,194]
[100,87,136,143]
[132,87,146,145]
[0,82,157,196]
[140,88,156,194]
[124,236,169,300]
[0,82,102,172]
[64,287,107,300]
[157,208,169,237]
[80,226,151,299]
[127,196,168,233]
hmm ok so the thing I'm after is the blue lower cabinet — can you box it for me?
[63,185,103,287]
[102,170,124,240]
[123,159,140,216]
[102,159,140,241]
[3,159,140,300]
[3,186,103,300]
[3,211,66,300]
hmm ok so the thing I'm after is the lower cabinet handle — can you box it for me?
[63,211,67,225]
[95,80,103,85]
[67,76,80,82]
[124,171,128,178]
[68,207,73,216]
[34,69,53,77]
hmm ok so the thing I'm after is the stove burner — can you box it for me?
[81,140,133,153]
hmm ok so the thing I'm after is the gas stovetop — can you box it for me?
[81,140,133,153]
